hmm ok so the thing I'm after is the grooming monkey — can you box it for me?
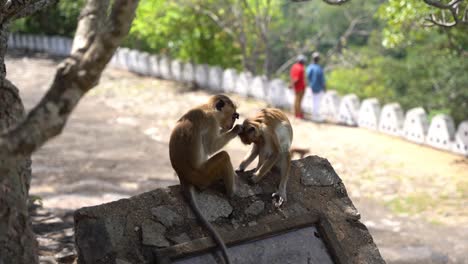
[237,108,295,207]
[169,94,241,264]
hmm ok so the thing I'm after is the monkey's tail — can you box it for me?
[188,185,231,264]
[290,147,309,158]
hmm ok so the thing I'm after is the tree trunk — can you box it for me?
[0,24,37,264]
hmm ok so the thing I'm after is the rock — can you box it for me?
[141,220,170,247]
[297,156,341,186]
[167,233,191,244]
[247,221,257,227]
[245,201,265,216]
[151,206,183,227]
[116,259,132,264]
[236,179,263,198]
[194,191,233,221]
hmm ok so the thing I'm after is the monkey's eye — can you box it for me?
[232,113,239,120]
[248,127,255,133]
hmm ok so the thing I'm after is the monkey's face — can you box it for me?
[238,120,260,145]
[216,101,239,132]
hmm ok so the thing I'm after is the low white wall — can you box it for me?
[8,33,466,157]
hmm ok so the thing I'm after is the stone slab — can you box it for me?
[74,156,384,264]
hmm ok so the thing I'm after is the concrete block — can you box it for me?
[182,62,195,83]
[195,64,209,88]
[159,56,172,80]
[149,55,160,78]
[320,90,341,123]
[452,121,468,156]
[171,59,183,81]
[426,114,455,151]
[267,79,289,108]
[250,76,268,100]
[114,48,130,70]
[126,50,139,73]
[300,88,314,115]
[235,71,252,96]
[402,107,429,144]
[338,94,360,126]
[137,52,151,76]
[208,66,223,91]
[378,103,404,136]
[222,68,237,93]
[358,98,381,130]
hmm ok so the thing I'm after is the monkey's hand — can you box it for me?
[230,124,243,135]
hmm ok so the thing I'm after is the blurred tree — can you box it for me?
[0,0,139,263]
[10,1,86,37]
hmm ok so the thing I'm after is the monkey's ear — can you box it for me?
[215,100,225,111]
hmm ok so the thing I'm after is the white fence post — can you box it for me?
[320,90,341,123]
[267,78,289,108]
[171,59,183,81]
[159,56,172,80]
[378,103,404,136]
[250,76,268,100]
[208,66,223,91]
[182,62,195,83]
[358,98,381,130]
[402,107,429,144]
[338,94,360,126]
[195,64,209,88]
[235,71,252,96]
[452,121,468,156]
[426,114,456,151]
[222,68,237,93]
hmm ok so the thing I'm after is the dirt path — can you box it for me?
[6,54,468,263]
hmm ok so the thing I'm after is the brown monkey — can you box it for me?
[169,94,241,264]
[237,108,294,207]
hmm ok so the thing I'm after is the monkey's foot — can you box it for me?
[272,193,285,208]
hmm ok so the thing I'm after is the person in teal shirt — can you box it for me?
[306,52,326,121]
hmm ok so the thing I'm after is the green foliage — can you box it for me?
[8,0,468,124]
[10,1,85,37]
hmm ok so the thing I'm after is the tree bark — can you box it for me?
[0,23,36,264]
[0,0,139,262]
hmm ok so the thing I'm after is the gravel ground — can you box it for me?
[5,53,468,264]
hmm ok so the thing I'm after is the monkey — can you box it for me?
[236,108,295,207]
[169,94,241,264]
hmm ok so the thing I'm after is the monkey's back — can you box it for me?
[169,108,210,180]
[257,108,293,152]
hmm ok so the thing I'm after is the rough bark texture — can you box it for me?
[0,0,139,158]
[0,0,139,263]
[0,75,36,264]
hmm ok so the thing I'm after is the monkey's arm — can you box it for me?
[251,134,280,183]
[210,125,242,153]
[238,144,259,172]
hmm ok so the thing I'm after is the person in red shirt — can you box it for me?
[289,54,306,119]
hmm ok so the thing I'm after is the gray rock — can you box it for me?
[167,233,191,244]
[116,259,132,264]
[194,191,233,222]
[152,206,184,227]
[141,220,170,247]
[247,221,257,227]
[236,179,263,198]
[245,201,265,216]
[297,156,341,186]
[380,246,449,264]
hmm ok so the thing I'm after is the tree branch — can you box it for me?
[1,0,59,23]
[423,0,468,28]
[0,0,139,158]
